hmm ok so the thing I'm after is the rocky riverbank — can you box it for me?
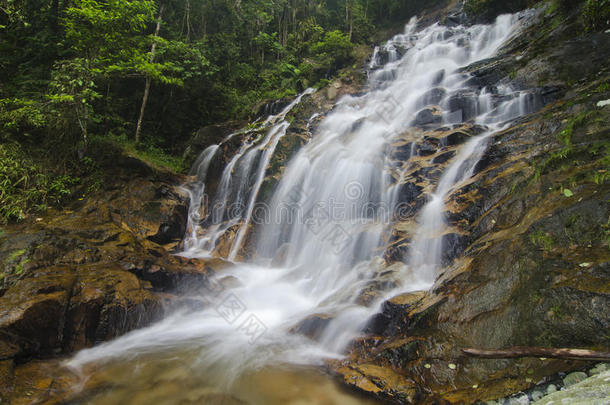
[0,1,608,404]
[327,2,610,403]
[0,157,234,402]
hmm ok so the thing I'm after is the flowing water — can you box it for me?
[64,11,540,403]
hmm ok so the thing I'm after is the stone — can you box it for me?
[508,393,529,405]
[63,264,163,351]
[535,370,610,405]
[291,313,332,340]
[589,363,609,376]
[530,388,545,401]
[562,371,587,387]
[442,91,479,122]
[0,268,75,358]
[418,87,447,107]
[414,106,443,126]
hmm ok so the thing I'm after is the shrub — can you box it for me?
[0,143,76,223]
[310,30,355,76]
[463,0,543,21]
[582,0,610,31]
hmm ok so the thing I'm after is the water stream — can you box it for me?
[65,11,540,403]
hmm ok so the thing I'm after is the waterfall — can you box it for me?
[181,88,314,258]
[67,11,540,385]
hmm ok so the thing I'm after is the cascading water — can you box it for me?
[67,10,541,396]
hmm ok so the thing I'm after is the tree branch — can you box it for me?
[462,347,610,362]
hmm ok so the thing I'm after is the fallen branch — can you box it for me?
[462,347,610,362]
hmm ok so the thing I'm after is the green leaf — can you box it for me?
[563,188,574,197]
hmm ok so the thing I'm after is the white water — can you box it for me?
[68,11,539,387]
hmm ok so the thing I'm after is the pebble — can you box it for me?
[508,393,529,405]
[531,388,545,401]
[563,371,587,387]
[546,384,557,394]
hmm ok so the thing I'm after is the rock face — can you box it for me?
[330,4,610,404]
[0,160,229,401]
[1,3,609,405]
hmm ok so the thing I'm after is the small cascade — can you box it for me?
[182,88,314,258]
[67,10,542,388]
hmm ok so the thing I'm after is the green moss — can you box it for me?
[6,249,26,263]
[550,304,564,318]
[3,248,29,280]
[529,230,556,250]
[582,0,610,31]
[90,134,185,173]
[0,143,78,223]
[594,82,610,93]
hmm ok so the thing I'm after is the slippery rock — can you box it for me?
[0,267,74,358]
[414,106,443,127]
[417,87,447,107]
[291,313,333,340]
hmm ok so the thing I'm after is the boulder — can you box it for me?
[442,91,479,122]
[62,264,163,352]
[417,87,447,107]
[414,106,443,127]
[291,313,333,340]
[0,267,74,358]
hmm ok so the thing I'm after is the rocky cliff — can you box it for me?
[327,2,610,403]
[0,1,608,404]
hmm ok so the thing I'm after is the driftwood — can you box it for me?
[462,347,610,362]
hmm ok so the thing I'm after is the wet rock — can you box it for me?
[530,388,545,401]
[0,267,75,358]
[440,129,472,146]
[442,91,479,122]
[333,363,419,403]
[431,69,445,85]
[108,179,189,247]
[445,12,468,27]
[291,313,332,340]
[271,243,292,267]
[63,264,163,352]
[368,291,427,335]
[384,291,426,314]
[536,370,610,405]
[413,140,438,156]
[418,87,447,107]
[121,254,223,293]
[183,124,236,167]
[394,182,423,205]
[508,394,529,405]
[432,150,455,164]
[414,106,443,127]
[441,232,466,266]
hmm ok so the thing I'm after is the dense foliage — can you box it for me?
[0,0,445,222]
[1,0,603,223]
[463,0,607,27]
[1,0,442,151]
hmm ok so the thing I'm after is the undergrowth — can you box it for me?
[0,143,77,223]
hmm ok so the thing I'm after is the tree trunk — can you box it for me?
[135,4,164,144]
[462,347,610,362]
